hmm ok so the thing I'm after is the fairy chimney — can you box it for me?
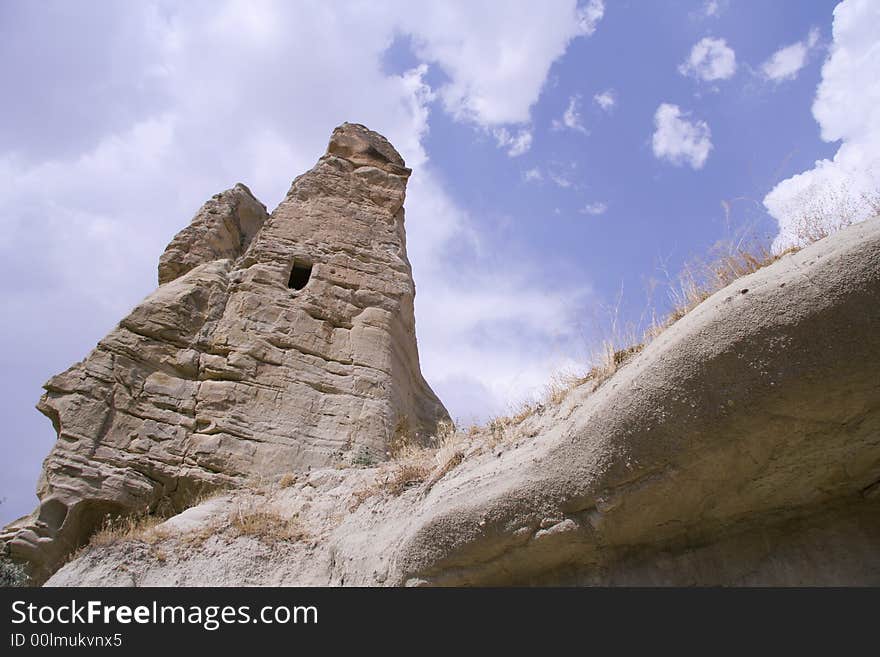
[2,123,448,582]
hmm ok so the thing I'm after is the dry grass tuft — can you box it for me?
[228,505,306,544]
[89,513,167,548]
[278,472,298,488]
[383,462,432,496]
[647,240,798,339]
[367,420,467,497]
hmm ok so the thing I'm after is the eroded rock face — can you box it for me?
[2,123,448,583]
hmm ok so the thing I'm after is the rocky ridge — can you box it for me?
[49,214,880,586]
[4,123,880,586]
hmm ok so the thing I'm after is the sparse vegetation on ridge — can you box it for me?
[369,212,858,470]
[477,196,880,433]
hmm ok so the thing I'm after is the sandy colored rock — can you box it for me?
[2,123,448,583]
[48,216,880,587]
[158,183,268,285]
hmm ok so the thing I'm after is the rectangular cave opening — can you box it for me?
[288,260,313,291]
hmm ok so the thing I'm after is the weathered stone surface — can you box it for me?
[158,183,268,285]
[47,215,880,587]
[2,123,448,583]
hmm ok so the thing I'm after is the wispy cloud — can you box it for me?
[703,0,723,18]
[523,167,543,183]
[576,0,606,36]
[552,95,588,133]
[580,201,608,216]
[679,37,737,81]
[593,89,617,112]
[545,161,579,189]
[760,27,821,82]
[493,127,533,157]
[549,172,573,188]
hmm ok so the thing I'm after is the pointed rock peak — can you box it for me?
[158,184,269,285]
[325,122,411,176]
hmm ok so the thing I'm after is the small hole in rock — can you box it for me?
[288,261,313,291]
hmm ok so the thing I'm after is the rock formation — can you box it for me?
[47,215,880,587]
[2,123,449,583]
[6,122,880,587]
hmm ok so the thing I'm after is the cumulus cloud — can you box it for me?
[401,0,602,127]
[552,95,587,133]
[679,37,737,81]
[651,103,713,170]
[764,0,880,251]
[0,1,604,522]
[593,89,617,112]
[760,27,821,82]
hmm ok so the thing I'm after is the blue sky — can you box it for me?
[1,0,878,525]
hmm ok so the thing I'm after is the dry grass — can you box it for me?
[351,420,467,499]
[228,504,306,544]
[383,462,432,495]
[83,487,229,554]
[278,472,298,488]
[89,513,167,547]
[173,523,218,551]
[647,240,798,339]
[481,196,880,436]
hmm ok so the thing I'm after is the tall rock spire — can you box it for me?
[2,123,448,582]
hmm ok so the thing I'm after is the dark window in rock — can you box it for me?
[288,261,313,291]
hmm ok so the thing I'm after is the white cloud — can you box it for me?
[552,95,587,133]
[576,0,606,36]
[593,89,617,112]
[761,27,822,82]
[493,127,533,157]
[764,0,880,251]
[580,201,608,215]
[679,37,737,81]
[652,103,713,170]
[523,167,543,182]
[401,0,603,127]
